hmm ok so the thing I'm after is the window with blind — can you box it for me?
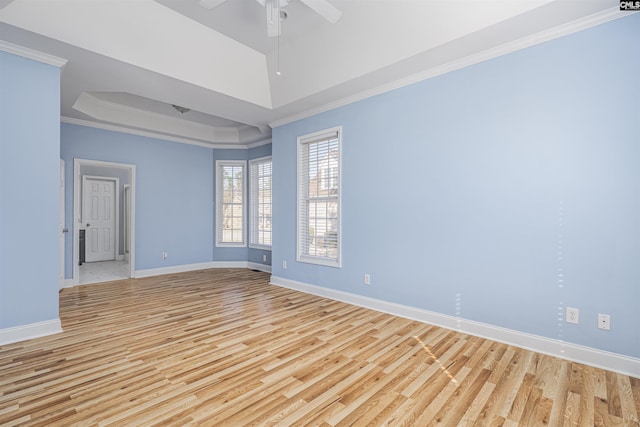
[249,156,272,249]
[297,126,341,267]
[216,160,246,247]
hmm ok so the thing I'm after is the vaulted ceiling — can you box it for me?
[0,0,621,148]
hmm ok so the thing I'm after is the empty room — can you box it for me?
[1,0,639,425]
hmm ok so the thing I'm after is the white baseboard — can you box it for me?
[211,261,250,269]
[248,262,272,274]
[0,319,63,346]
[270,275,640,378]
[134,261,249,278]
[61,278,76,289]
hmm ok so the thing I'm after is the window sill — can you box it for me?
[249,244,272,251]
[216,242,247,248]
[296,255,341,268]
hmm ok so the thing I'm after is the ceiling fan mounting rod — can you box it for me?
[198,0,341,37]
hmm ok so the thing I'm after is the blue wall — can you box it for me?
[0,52,61,328]
[61,125,272,276]
[272,14,640,358]
[61,124,215,274]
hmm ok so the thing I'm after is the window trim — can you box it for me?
[249,155,272,250]
[215,159,247,248]
[296,126,342,268]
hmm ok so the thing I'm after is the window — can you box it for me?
[297,126,341,267]
[249,156,272,249]
[216,160,246,247]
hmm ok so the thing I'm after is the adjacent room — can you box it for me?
[1,0,639,425]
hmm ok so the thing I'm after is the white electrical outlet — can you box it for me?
[282,260,287,270]
[263,255,267,262]
[566,307,579,324]
[364,274,371,285]
[598,313,611,330]
[162,252,168,260]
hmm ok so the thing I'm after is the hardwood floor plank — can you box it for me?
[412,365,473,425]
[505,372,535,423]
[0,268,637,426]
[458,382,496,426]
[476,349,533,423]
[547,359,571,426]
[517,385,542,426]
[578,365,596,427]
[619,374,640,423]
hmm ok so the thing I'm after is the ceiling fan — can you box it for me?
[198,0,342,37]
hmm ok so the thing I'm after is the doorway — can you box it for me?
[73,159,136,285]
[82,176,118,263]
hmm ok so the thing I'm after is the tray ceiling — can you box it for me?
[0,0,622,147]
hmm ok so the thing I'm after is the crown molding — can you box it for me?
[0,40,67,67]
[72,92,240,144]
[247,138,272,149]
[269,7,631,128]
[61,116,250,150]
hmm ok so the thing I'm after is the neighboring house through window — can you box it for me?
[249,156,272,249]
[216,160,246,247]
[319,153,339,192]
[297,126,341,267]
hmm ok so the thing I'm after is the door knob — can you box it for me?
[62,228,69,233]
[86,223,90,227]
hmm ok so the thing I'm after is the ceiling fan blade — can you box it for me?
[299,0,341,24]
[198,0,228,10]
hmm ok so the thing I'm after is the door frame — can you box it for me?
[59,159,65,289]
[82,175,119,263]
[73,158,136,284]
[123,184,132,262]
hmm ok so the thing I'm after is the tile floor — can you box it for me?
[79,260,130,285]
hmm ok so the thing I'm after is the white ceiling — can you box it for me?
[0,0,623,148]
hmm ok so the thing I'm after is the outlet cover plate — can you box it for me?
[566,307,579,324]
[598,313,611,330]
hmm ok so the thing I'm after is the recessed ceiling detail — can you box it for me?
[0,0,272,108]
[73,92,270,146]
[0,0,623,148]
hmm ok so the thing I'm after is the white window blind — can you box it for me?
[216,160,246,247]
[297,126,341,267]
[249,156,272,249]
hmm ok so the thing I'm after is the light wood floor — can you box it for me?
[1,269,638,426]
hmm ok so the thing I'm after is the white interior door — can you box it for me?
[59,159,65,288]
[83,177,116,262]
